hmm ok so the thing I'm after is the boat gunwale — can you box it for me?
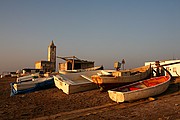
[103,65,150,78]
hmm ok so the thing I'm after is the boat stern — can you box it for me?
[108,90,125,103]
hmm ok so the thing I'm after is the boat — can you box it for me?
[91,65,151,91]
[16,73,40,82]
[53,70,107,94]
[10,77,54,96]
[108,74,171,103]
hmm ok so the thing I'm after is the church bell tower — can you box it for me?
[48,40,56,72]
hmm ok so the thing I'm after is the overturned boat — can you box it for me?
[53,70,106,94]
[91,65,151,91]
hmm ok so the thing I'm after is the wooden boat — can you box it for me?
[53,70,108,94]
[91,65,151,91]
[108,74,171,103]
[10,77,54,96]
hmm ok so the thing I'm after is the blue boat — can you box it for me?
[10,77,54,96]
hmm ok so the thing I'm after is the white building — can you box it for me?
[145,59,180,77]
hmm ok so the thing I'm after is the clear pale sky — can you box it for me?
[0,0,180,73]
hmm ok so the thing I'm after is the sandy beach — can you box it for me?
[0,77,180,120]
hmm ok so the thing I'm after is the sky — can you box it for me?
[0,0,180,73]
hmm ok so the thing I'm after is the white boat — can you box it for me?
[53,70,107,94]
[10,77,54,96]
[91,65,151,91]
[108,74,171,103]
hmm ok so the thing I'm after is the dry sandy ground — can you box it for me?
[0,77,180,120]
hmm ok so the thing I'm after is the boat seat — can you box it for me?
[143,76,167,87]
[129,87,140,91]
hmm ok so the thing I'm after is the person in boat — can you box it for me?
[154,61,165,77]
[114,62,121,71]
[155,61,161,77]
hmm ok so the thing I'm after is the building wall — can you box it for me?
[48,41,56,72]
[48,46,56,62]
[145,60,180,77]
[59,63,67,71]
[35,62,42,69]
[35,61,54,73]
[59,61,94,71]
[81,63,94,69]
[42,61,53,73]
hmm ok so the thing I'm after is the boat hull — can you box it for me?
[53,71,102,94]
[10,77,54,96]
[54,76,97,94]
[92,65,151,90]
[108,75,171,102]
